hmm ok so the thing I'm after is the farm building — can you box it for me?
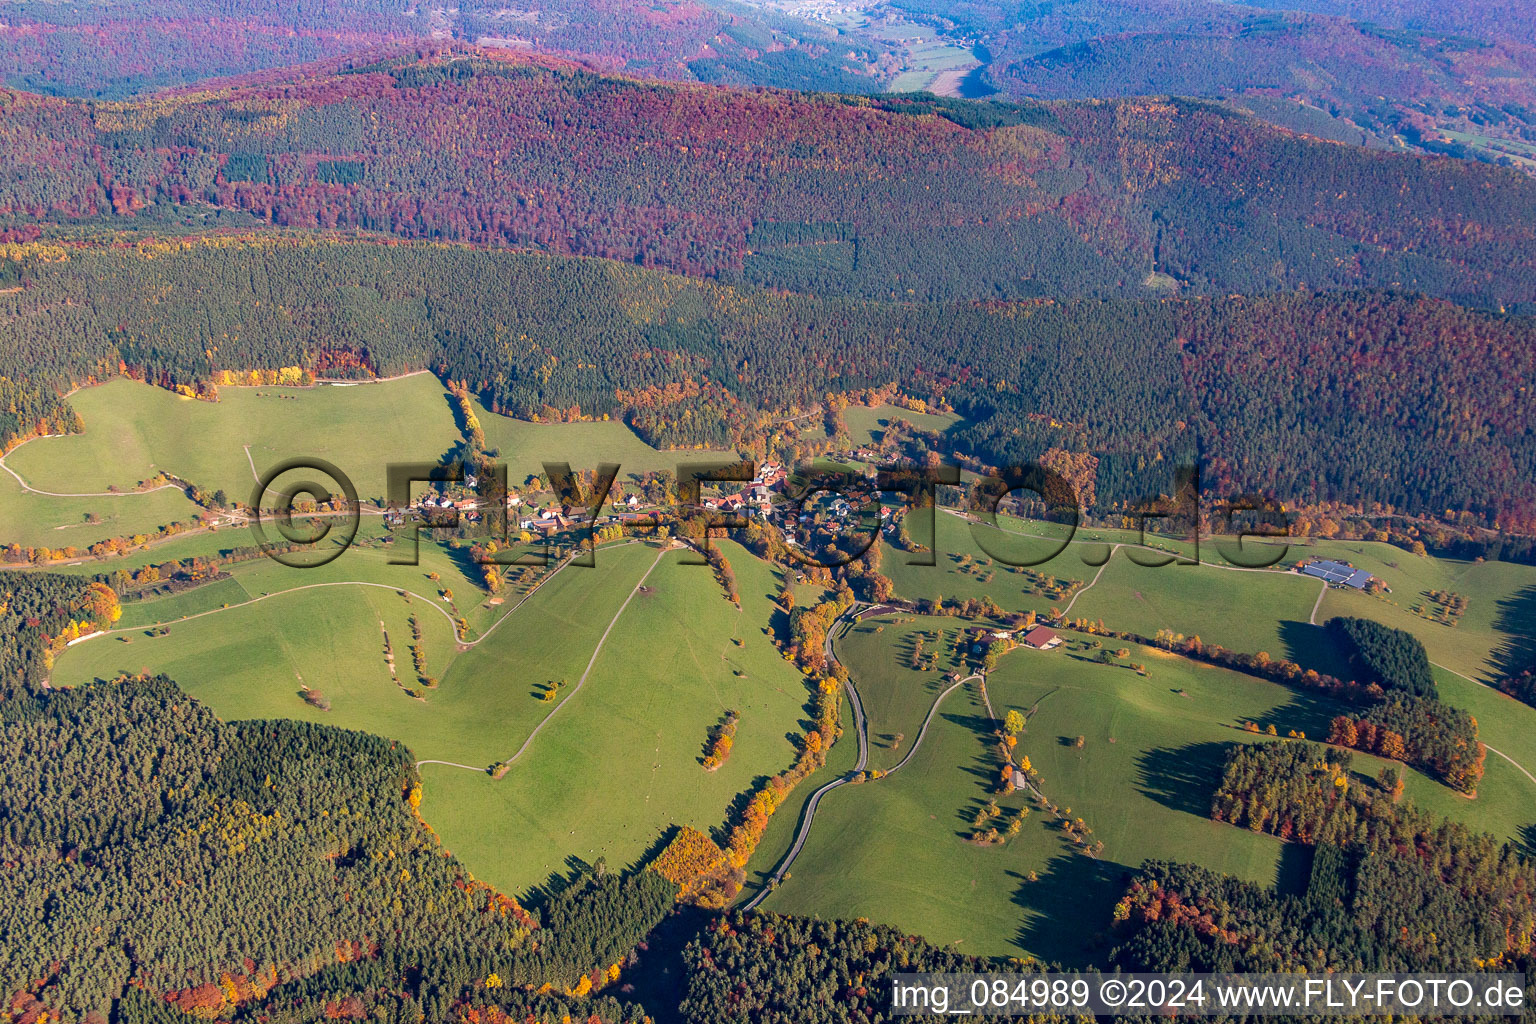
[1300,559,1376,590]
[1021,626,1062,650]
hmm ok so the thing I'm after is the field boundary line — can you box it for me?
[885,675,973,777]
[414,759,489,772]
[461,543,672,774]
[1060,544,1120,617]
[72,580,465,641]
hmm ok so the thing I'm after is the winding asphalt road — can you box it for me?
[741,603,978,912]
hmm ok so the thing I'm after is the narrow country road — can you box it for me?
[741,601,977,912]
[0,451,185,499]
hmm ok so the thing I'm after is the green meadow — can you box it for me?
[5,375,462,500]
[837,614,973,773]
[1063,555,1337,668]
[420,541,812,894]
[1306,542,1536,683]
[472,397,736,488]
[53,536,814,899]
[762,630,1536,961]
[0,471,204,550]
[880,509,1086,615]
[842,405,961,449]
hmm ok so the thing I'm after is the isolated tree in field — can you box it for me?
[1004,710,1024,736]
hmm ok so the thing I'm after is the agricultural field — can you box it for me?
[1063,555,1338,668]
[836,614,972,773]
[762,626,1536,961]
[842,404,961,449]
[0,470,204,550]
[417,541,813,894]
[54,535,815,899]
[880,509,1086,615]
[3,374,462,501]
[1307,541,1536,683]
[473,397,736,488]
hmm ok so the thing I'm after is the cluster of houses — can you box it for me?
[781,492,898,548]
[699,462,786,516]
[970,624,1062,655]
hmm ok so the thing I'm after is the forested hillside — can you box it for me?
[2,51,1535,307]
[1116,742,1536,979]
[0,0,887,99]
[990,13,1536,167]
[883,0,1536,168]
[0,670,684,1023]
[3,237,1535,524]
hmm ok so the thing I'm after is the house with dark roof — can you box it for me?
[1300,559,1375,590]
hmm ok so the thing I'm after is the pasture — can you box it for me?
[4,375,463,500]
[880,509,1085,615]
[473,397,736,488]
[58,536,815,899]
[837,614,972,772]
[418,541,813,894]
[842,405,961,449]
[0,471,204,550]
[762,628,1536,961]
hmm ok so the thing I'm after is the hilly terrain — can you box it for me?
[3,49,1536,308]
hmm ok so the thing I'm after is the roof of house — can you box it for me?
[1022,625,1058,646]
[1301,559,1373,589]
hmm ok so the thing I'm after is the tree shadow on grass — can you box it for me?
[1491,585,1536,680]
[945,710,1006,790]
[1266,687,1352,743]
[1518,824,1536,859]
[1013,852,1131,967]
[1134,741,1232,818]
[1278,619,1352,680]
[522,855,593,908]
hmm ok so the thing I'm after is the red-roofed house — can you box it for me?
[1021,626,1062,650]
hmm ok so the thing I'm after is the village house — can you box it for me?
[1021,625,1062,650]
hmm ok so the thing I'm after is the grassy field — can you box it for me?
[881,510,1086,616]
[473,397,735,489]
[54,538,818,896]
[1306,541,1536,683]
[54,576,465,749]
[1064,556,1340,670]
[760,629,1535,961]
[418,541,813,894]
[738,697,859,905]
[5,375,462,500]
[838,614,972,772]
[0,472,204,549]
[842,405,961,450]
